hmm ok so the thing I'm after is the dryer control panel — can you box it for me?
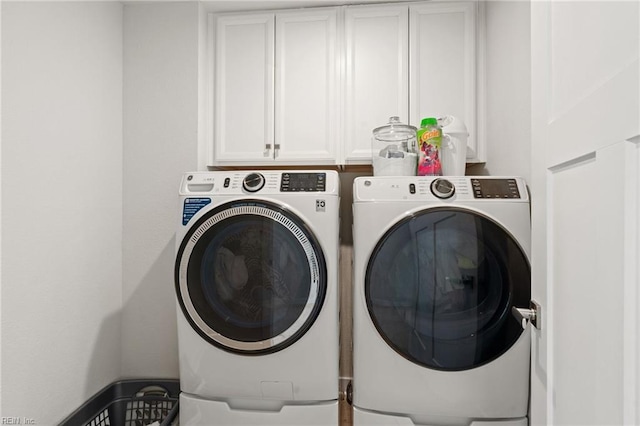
[280,172,326,192]
[471,178,521,199]
[353,176,528,203]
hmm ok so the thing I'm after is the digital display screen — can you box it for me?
[471,178,520,199]
[280,173,326,192]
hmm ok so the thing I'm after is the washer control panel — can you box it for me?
[179,171,339,196]
[280,172,326,192]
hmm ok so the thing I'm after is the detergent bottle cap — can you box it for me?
[420,117,438,128]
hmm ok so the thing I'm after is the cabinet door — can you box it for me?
[344,5,409,164]
[409,2,479,162]
[274,9,338,164]
[214,13,274,163]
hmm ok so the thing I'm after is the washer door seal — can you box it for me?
[175,200,327,355]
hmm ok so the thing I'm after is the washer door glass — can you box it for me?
[175,200,326,355]
[366,207,530,371]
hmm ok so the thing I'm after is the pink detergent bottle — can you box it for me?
[417,117,443,176]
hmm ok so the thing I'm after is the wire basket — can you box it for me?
[58,379,180,426]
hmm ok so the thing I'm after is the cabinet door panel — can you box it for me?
[214,14,274,162]
[275,9,337,163]
[410,2,478,161]
[344,5,409,164]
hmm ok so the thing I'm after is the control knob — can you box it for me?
[243,172,265,192]
[430,178,455,199]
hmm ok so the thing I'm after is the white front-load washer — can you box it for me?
[175,170,340,425]
[352,176,531,426]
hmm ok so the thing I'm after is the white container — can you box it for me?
[439,116,468,176]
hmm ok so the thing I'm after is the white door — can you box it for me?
[274,8,338,164]
[213,13,275,163]
[343,4,409,164]
[530,1,639,425]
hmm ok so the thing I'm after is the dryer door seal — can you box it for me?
[365,207,530,371]
[175,200,327,355]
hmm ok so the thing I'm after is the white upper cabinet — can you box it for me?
[213,13,274,163]
[209,2,482,167]
[343,4,409,164]
[275,9,338,163]
[409,1,480,162]
[211,9,338,166]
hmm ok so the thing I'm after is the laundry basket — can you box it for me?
[58,379,180,426]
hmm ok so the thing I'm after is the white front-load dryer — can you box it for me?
[352,176,531,426]
[175,171,340,425]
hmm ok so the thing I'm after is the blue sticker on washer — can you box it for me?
[182,198,211,225]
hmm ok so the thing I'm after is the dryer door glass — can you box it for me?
[365,207,530,371]
[175,200,326,355]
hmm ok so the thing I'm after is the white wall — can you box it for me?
[122,2,200,378]
[0,1,4,417]
[467,0,531,184]
[1,2,123,423]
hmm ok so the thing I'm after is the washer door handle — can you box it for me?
[512,300,541,330]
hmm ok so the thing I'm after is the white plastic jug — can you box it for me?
[439,116,468,176]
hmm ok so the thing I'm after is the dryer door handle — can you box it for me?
[512,300,541,330]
